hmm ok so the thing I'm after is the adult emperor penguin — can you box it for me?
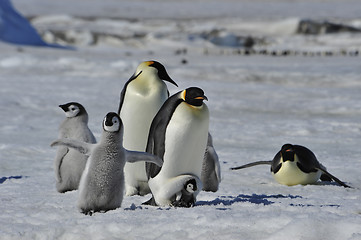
[118,60,178,196]
[201,133,221,192]
[53,102,96,193]
[231,143,351,188]
[145,87,209,207]
[51,112,163,215]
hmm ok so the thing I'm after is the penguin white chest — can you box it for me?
[120,80,168,150]
[162,103,209,178]
[272,156,322,186]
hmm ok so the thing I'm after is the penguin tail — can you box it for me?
[230,160,272,170]
[318,168,352,188]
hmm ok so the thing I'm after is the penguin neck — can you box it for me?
[101,131,122,147]
[69,114,88,124]
[60,115,88,137]
[134,73,164,94]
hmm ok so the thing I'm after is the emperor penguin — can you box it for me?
[51,112,163,215]
[231,143,351,188]
[201,133,221,192]
[118,60,178,196]
[145,87,209,207]
[53,102,96,193]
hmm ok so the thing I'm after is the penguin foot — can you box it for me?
[81,209,94,216]
[171,199,195,208]
[171,194,196,208]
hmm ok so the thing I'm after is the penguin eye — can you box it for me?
[65,105,80,118]
[69,105,78,112]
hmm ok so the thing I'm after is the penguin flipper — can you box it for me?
[126,150,163,167]
[230,160,272,170]
[51,139,93,156]
[142,196,157,206]
[316,166,351,188]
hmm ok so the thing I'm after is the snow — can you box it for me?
[1,0,361,239]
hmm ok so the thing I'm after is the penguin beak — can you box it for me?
[195,95,208,101]
[159,72,178,87]
[104,117,113,127]
[148,61,178,87]
[59,104,68,112]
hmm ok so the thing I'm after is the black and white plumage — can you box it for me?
[118,60,178,196]
[145,87,209,207]
[51,112,163,215]
[53,102,96,193]
[231,144,351,188]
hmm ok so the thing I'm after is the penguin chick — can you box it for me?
[118,60,178,196]
[201,133,221,192]
[172,179,198,207]
[54,102,96,193]
[51,112,163,215]
[145,87,209,207]
[230,144,351,188]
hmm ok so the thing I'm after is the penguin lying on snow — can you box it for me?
[54,102,96,193]
[145,87,209,207]
[118,60,178,196]
[51,112,163,215]
[231,144,351,188]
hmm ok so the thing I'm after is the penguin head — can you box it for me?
[103,112,122,132]
[181,87,208,107]
[184,179,197,193]
[130,60,178,87]
[280,144,296,162]
[59,102,86,118]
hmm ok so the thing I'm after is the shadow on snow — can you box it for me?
[196,194,302,207]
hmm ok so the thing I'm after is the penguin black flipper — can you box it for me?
[145,92,183,179]
[142,196,157,206]
[316,166,351,188]
[117,71,142,114]
[230,161,273,170]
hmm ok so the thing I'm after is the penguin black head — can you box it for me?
[184,179,197,193]
[103,112,122,132]
[280,143,296,162]
[182,87,208,107]
[129,61,178,87]
[59,102,86,118]
[148,61,178,87]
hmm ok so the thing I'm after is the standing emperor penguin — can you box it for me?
[53,102,96,193]
[231,144,351,188]
[118,60,178,196]
[51,112,163,215]
[145,87,209,207]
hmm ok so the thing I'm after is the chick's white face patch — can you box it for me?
[65,105,80,118]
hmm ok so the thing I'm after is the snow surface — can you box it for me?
[1,0,361,239]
